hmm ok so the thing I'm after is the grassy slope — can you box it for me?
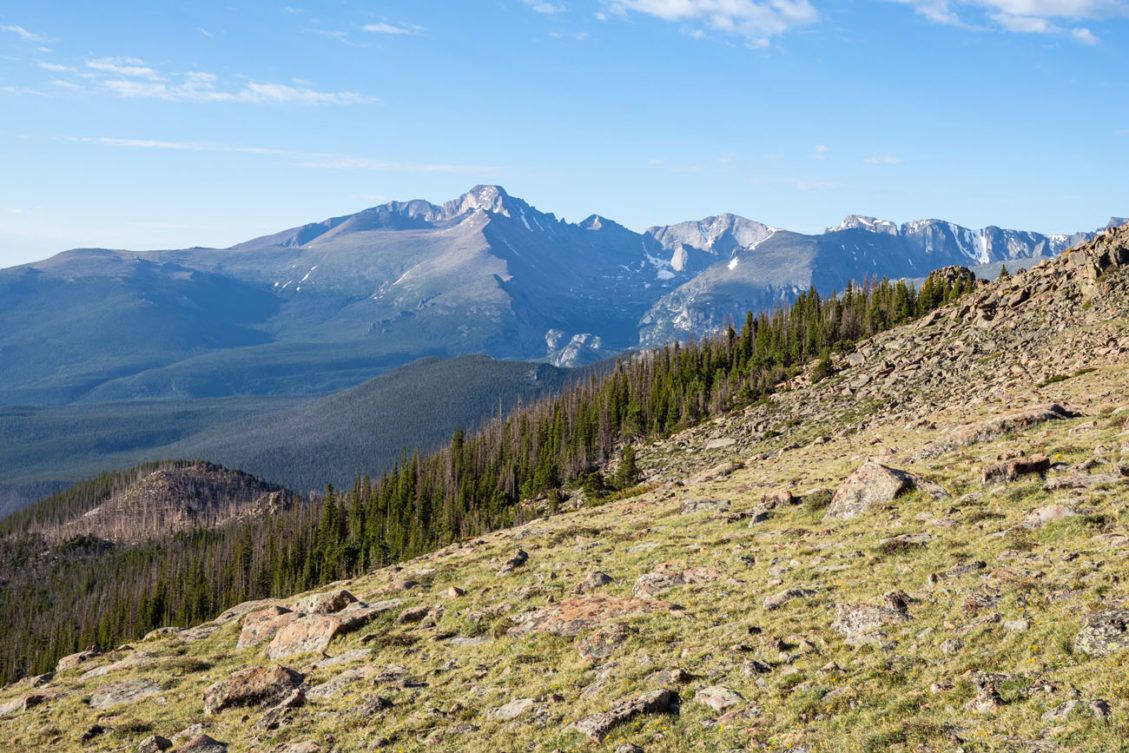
[4,362,1127,751]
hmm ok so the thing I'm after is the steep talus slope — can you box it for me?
[3,234,1129,752]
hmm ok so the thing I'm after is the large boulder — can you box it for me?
[1075,609,1129,657]
[292,589,358,615]
[55,647,102,673]
[202,666,303,716]
[832,592,912,645]
[826,461,916,520]
[981,455,1050,485]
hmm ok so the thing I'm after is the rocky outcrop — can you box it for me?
[238,607,299,650]
[89,679,161,709]
[509,595,676,637]
[981,455,1049,485]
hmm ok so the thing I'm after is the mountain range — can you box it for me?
[0,185,1118,406]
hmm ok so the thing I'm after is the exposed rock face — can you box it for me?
[238,607,298,650]
[1022,504,1077,528]
[136,734,172,753]
[487,697,535,721]
[578,624,629,661]
[922,405,1078,458]
[633,566,720,597]
[826,461,916,520]
[89,679,161,709]
[1074,610,1129,657]
[574,689,679,742]
[175,735,228,753]
[0,693,48,717]
[202,666,304,715]
[509,595,676,637]
[763,587,818,611]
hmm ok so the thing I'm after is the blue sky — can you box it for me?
[1,0,1127,266]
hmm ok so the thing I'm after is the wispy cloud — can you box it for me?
[813,144,830,160]
[42,57,372,105]
[74,136,495,175]
[604,0,818,47]
[87,57,162,79]
[522,0,568,14]
[865,154,903,165]
[362,21,424,35]
[892,0,1125,42]
[1,24,48,42]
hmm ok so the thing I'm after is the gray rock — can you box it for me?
[487,697,535,721]
[203,665,303,715]
[137,735,172,753]
[1075,609,1129,657]
[826,461,917,520]
[89,679,161,709]
[574,571,614,594]
[694,685,745,712]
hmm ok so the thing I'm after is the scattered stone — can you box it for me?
[922,404,1079,458]
[498,549,529,575]
[307,669,369,700]
[692,460,743,484]
[742,659,773,676]
[89,678,161,709]
[1075,609,1129,656]
[510,594,676,637]
[203,665,304,715]
[55,646,102,673]
[1004,619,1030,633]
[81,725,109,742]
[633,566,719,597]
[764,588,817,611]
[0,693,48,717]
[967,673,1003,713]
[1023,504,1078,528]
[832,593,911,645]
[680,498,731,514]
[982,455,1050,485]
[761,489,796,509]
[1045,472,1128,490]
[255,688,307,731]
[175,734,228,753]
[574,690,679,743]
[396,605,431,625]
[826,461,917,520]
[574,571,614,594]
[445,586,466,599]
[694,685,745,712]
[137,735,173,753]
[270,744,320,753]
[647,668,694,686]
[578,624,629,661]
[487,697,535,721]
[310,649,370,670]
[614,745,644,753]
[1041,699,1111,722]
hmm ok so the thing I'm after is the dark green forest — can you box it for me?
[0,273,972,683]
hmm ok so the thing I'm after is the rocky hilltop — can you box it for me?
[3,227,1129,751]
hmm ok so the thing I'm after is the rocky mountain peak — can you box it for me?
[445,184,518,218]
[827,214,899,235]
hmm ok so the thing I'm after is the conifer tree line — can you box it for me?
[0,273,972,683]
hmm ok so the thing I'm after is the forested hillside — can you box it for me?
[0,271,972,683]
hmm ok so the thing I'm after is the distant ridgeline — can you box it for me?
[0,271,973,683]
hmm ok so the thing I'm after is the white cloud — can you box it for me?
[865,154,903,165]
[74,136,495,175]
[1,24,47,42]
[813,144,830,160]
[892,0,1126,41]
[362,21,423,35]
[86,57,163,80]
[605,0,819,46]
[37,61,76,73]
[523,0,568,13]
